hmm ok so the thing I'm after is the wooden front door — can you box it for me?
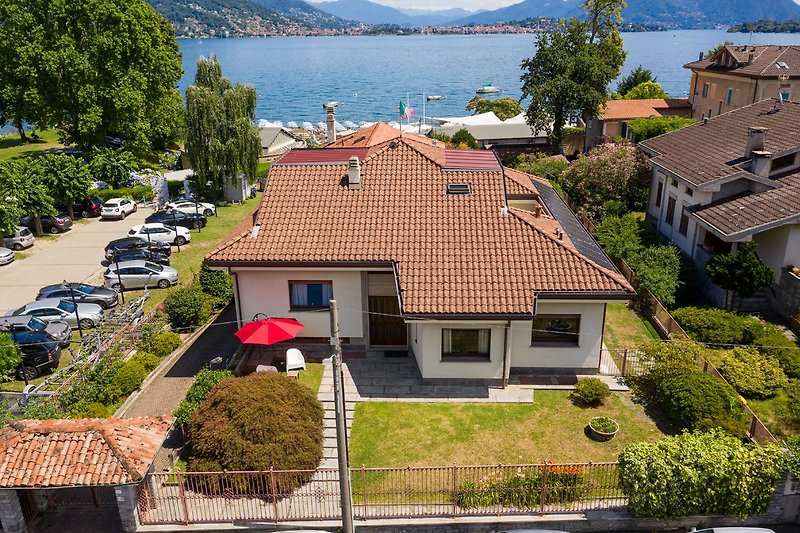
[368,296,406,346]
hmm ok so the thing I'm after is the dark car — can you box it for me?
[109,248,170,266]
[104,237,172,259]
[37,283,119,309]
[0,315,72,348]
[19,213,73,234]
[146,210,207,230]
[54,197,104,218]
[14,331,62,381]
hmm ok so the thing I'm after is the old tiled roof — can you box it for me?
[207,127,633,315]
[685,45,800,78]
[691,173,800,237]
[599,99,691,121]
[639,98,800,186]
[0,417,172,488]
[326,122,439,149]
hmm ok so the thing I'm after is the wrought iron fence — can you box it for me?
[138,462,625,526]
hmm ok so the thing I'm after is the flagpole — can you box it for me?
[407,92,410,128]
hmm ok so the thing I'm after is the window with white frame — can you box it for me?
[289,281,333,309]
[441,329,490,359]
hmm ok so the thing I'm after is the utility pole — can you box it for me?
[329,299,354,533]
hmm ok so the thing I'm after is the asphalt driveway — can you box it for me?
[0,207,151,315]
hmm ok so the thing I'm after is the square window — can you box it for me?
[442,329,490,359]
[289,281,333,309]
[531,315,580,345]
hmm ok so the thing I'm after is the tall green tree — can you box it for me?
[88,148,139,189]
[616,65,656,97]
[520,0,626,149]
[41,155,93,220]
[465,96,523,120]
[0,0,183,153]
[185,56,261,201]
[0,161,54,236]
[705,241,775,311]
[624,81,668,100]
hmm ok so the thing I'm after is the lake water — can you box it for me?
[177,30,800,125]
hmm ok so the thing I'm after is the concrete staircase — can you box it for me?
[317,360,354,470]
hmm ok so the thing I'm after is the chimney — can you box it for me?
[347,156,361,190]
[745,126,768,158]
[326,104,336,143]
[699,51,704,61]
[751,151,772,178]
[747,51,754,64]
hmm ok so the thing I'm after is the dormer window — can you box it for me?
[446,183,472,195]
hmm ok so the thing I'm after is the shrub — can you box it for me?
[89,184,154,202]
[589,416,618,433]
[753,327,800,378]
[627,116,695,143]
[23,398,64,419]
[595,214,641,261]
[720,347,788,399]
[173,368,234,426]
[451,129,478,149]
[68,400,111,418]
[571,377,611,406]
[187,372,324,494]
[672,307,755,345]
[510,152,569,180]
[0,332,23,382]
[130,352,161,372]
[455,466,586,509]
[145,332,181,358]
[108,360,147,400]
[619,430,785,519]
[165,286,214,330]
[629,245,682,308]
[198,264,233,306]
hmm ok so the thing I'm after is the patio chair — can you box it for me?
[286,348,306,372]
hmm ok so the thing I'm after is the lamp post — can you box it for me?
[62,280,83,341]
[4,319,27,386]
[114,258,125,304]
[170,210,181,252]
[191,194,201,234]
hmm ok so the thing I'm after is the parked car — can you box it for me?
[37,283,119,309]
[146,209,207,230]
[54,197,104,218]
[3,226,35,251]
[692,529,776,533]
[13,331,62,381]
[104,237,171,259]
[109,248,170,266]
[0,246,14,266]
[167,200,216,217]
[101,197,137,220]
[103,260,179,291]
[128,223,191,246]
[0,315,72,348]
[19,213,73,234]
[6,299,104,330]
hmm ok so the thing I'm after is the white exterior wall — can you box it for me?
[409,320,506,380]
[231,268,365,338]
[753,224,800,281]
[510,301,606,369]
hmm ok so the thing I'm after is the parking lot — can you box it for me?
[0,207,150,315]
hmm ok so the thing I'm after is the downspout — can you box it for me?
[230,268,242,328]
[502,320,511,388]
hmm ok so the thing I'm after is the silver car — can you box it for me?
[0,315,72,348]
[6,298,104,330]
[0,246,14,265]
[103,259,179,291]
[3,226,35,251]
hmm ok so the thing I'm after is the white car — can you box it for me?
[128,223,191,246]
[101,197,137,220]
[0,246,14,265]
[167,200,216,217]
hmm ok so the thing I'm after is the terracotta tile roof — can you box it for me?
[206,128,633,315]
[0,417,172,488]
[691,173,800,237]
[276,148,369,165]
[599,99,691,121]
[640,98,800,186]
[685,45,800,78]
[326,122,402,148]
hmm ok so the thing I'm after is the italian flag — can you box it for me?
[399,100,414,120]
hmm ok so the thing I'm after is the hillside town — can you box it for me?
[1,0,800,532]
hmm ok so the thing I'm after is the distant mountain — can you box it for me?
[314,0,473,26]
[251,0,353,28]
[452,0,800,28]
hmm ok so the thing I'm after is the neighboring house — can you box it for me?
[685,44,800,119]
[259,124,304,159]
[585,98,691,149]
[0,417,172,533]
[206,124,634,384]
[639,98,800,315]
[430,112,550,158]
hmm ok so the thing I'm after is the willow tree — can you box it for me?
[185,57,261,202]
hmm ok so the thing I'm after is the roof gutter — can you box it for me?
[204,260,395,269]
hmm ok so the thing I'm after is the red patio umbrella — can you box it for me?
[235,317,304,345]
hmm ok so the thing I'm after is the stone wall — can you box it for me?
[772,269,800,319]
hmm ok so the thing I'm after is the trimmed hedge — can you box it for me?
[89,184,154,202]
[198,264,233,307]
[570,377,611,406]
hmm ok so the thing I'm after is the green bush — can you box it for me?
[173,368,234,426]
[89,184,154,202]
[619,430,785,519]
[720,347,788,399]
[753,327,800,378]
[672,307,755,345]
[595,214,641,261]
[629,244,682,308]
[198,264,233,306]
[455,466,586,509]
[451,129,478,149]
[145,332,181,358]
[627,116,695,143]
[165,286,214,330]
[23,398,65,419]
[187,372,323,494]
[0,332,23,382]
[571,377,611,406]
[68,400,112,418]
[108,360,147,400]
[130,352,161,372]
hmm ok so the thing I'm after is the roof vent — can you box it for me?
[250,224,261,238]
[703,117,709,125]
[446,183,472,195]
[347,156,361,190]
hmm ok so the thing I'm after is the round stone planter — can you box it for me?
[588,417,619,442]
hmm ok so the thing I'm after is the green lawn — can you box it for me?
[1,338,79,392]
[349,391,665,467]
[0,130,64,162]
[298,363,324,394]
[603,303,659,350]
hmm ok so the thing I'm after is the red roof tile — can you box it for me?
[444,149,501,170]
[599,99,691,121]
[275,148,369,165]
[0,417,172,488]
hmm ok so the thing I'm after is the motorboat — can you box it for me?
[476,84,501,94]
[427,95,444,101]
